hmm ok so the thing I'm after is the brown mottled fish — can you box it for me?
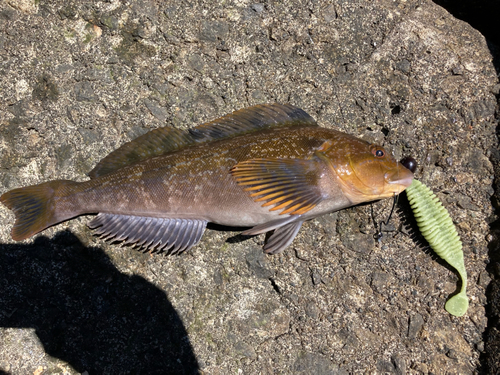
[0,104,413,254]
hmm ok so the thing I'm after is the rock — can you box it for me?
[0,0,497,373]
[293,351,340,375]
[74,81,96,102]
[408,314,425,340]
[391,354,407,375]
[143,99,168,122]
[245,247,272,279]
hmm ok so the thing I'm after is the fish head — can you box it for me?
[321,138,414,204]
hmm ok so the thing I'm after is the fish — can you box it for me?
[0,103,414,254]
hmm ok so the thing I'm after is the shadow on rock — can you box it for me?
[0,231,199,374]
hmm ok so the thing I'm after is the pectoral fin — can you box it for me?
[242,217,304,254]
[88,214,207,254]
[231,158,324,215]
[242,216,299,235]
[263,221,304,254]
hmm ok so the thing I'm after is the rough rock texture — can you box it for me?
[430,0,500,372]
[0,0,498,374]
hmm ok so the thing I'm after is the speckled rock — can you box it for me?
[0,0,498,374]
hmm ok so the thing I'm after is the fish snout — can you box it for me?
[384,166,414,191]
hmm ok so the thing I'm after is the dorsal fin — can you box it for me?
[88,103,317,178]
[186,103,317,140]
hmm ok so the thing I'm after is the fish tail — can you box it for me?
[1,180,80,241]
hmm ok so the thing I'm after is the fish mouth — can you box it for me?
[384,166,414,192]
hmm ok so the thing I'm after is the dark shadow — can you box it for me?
[226,233,252,244]
[0,231,199,374]
[432,0,500,47]
[207,222,254,245]
[396,193,438,259]
[432,0,500,83]
[207,222,249,233]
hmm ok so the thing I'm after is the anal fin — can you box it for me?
[88,213,207,254]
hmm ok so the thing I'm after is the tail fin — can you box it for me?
[0,180,79,241]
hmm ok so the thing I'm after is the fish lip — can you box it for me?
[385,168,414,188]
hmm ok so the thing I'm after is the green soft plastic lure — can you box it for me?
[405,179,468,317]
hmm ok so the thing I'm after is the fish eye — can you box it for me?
[372,148,385,158]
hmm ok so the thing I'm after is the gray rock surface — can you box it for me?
[0,0,498,373]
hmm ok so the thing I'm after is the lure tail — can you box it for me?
[0,180,81,241]
[406,179,468,317]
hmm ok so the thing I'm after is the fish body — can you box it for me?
[1,104,413,254]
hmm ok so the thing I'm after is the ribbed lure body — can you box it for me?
[405,179,468,316]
